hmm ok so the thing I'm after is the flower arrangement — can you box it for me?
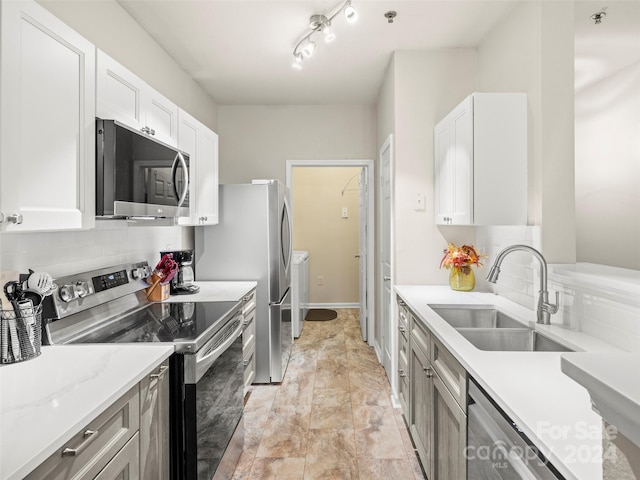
[440,243,486,271]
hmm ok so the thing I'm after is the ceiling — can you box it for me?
[117,0,640,105]
[116,0,520,105]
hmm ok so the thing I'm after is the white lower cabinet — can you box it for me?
[398,296,468,479]
[0,0,95,232]
[26,361,170,480]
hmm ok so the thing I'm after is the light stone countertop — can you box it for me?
[162,281,256,303]
[561,353,640,447]
[395,285,626,480]
[0,344,174,480]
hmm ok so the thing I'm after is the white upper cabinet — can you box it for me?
[177,110,219,226]
[0,0,96,232]
[96,50,178,147]
[434,93,527,226]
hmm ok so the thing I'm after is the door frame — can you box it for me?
[286,159,375,346]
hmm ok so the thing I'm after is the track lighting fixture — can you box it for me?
[291,0,358,70]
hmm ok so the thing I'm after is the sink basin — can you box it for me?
[429,304,527,329]
[457,328,574,352]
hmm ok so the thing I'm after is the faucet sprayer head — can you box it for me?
[486,264,500,283]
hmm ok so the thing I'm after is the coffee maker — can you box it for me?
[159,250,200,295]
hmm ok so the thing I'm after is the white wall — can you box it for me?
[391,50,478,286]
[575,62,640,270]
[477,1,576,265]
[217,105,376,184]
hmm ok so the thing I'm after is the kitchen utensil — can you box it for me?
[24,270,56,296]
[0,271,19,310]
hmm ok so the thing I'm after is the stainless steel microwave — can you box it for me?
[95,118,190,219]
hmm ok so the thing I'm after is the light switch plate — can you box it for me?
[341,207,348,218]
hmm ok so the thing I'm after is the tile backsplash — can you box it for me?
[475,225,640,352]
[0,220,186,278]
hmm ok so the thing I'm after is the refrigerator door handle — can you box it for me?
[269,287,291,307]
[281,195,292,273]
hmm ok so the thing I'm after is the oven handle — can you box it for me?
[194,317,243,383]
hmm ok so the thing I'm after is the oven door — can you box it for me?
[181,315,244,480]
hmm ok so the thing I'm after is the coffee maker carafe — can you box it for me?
[159,250,200,295]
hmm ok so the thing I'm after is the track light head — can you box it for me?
[301,39,316,58]
[345,2,358,23]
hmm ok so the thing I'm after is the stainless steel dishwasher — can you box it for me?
[467,377,565,479]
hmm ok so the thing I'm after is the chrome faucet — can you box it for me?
[486,245,559,325]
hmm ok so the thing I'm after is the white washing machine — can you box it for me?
[292,251,309,338]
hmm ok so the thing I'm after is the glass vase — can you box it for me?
[449,266,475,292]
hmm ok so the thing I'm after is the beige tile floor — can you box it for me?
[232,308,426,480]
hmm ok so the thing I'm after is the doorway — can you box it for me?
[286,160,374,345]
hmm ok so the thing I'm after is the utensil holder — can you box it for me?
[1,303,42,364]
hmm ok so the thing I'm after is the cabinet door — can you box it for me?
[139,361,170,480]
[449,96,473,225]
[434,117,452,225]
[177,109,218,226]
[432,372,467,480]
[144,89,178,147]
[96,50,144,132]
[196,127,219,225]
[0,0,95,232]
[97,49,177,147]
[410,342,432,470]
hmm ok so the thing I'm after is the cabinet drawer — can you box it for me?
[242,308,256,352]
[242,289,257,316]
[431,336,467,410]
[243,345,256,389]
[397,299,409,330]
[95,433,140,480]
[27,385,140,480]
[411,317,431,359]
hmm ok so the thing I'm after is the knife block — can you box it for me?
[145,273,170,301]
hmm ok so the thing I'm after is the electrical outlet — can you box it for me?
[341,207,348,218]
[415,194,426,212]
[317,275,324,286]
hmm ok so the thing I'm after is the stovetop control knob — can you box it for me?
[59,285,76,303]
[75,281,91,298]
[131,267,146,280]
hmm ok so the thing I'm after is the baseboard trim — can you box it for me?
[305,303,360,309]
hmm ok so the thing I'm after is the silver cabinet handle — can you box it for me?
[7,214,23,225]
[383,276,391,282]
[424,367,433,378]
[398,326,406,333]
[150,365,169,380]
[398,369,407,378]
[149,128,156,136]
[62,430,99,457]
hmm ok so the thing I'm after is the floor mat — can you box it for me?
[305,308,338,321]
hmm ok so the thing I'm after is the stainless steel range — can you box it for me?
[42,261,245,480]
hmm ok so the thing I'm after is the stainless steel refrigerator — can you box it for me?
[194,180,292,383]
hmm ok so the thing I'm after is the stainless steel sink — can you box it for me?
[456,328,573,352]
[429,304,527,329]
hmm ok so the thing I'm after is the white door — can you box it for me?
[379,135,393,379]
[358,168,368,341]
